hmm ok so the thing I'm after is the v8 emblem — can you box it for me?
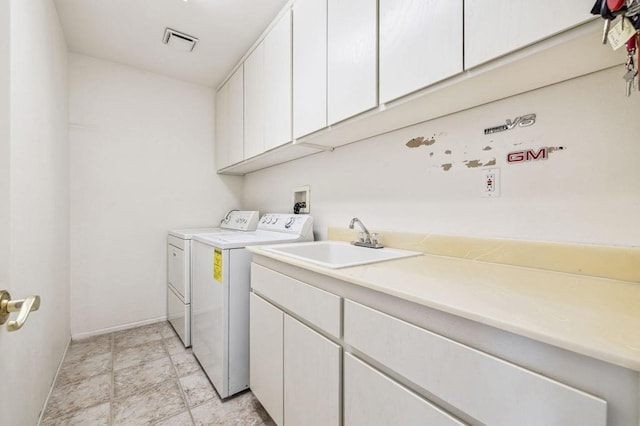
[484,113,536,135]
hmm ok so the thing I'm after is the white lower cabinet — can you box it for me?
[284,315,341,426]
[250,262,619,426]
[344,353,465,426]
[250,275,340,426]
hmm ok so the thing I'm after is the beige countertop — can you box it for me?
[248,244,640,372]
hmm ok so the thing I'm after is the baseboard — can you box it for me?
[71,315,168,340]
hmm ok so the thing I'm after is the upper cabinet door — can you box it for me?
[379,0,462,104]
[215,78,230,170]
[244,41,265,159]
[264,9,293,151]
[293,0,327,139]
[226,66,244,165]
[327,0,377,125]
[215,65,243,170]
[465,0,594,69]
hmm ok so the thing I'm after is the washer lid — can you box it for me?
[168,227,222,239]
[193,230,306,249]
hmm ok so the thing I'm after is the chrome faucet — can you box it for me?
[349,217,383,248]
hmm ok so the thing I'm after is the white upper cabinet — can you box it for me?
[215,65,243,169]
[327,0,377,125]
[379,0,463,104]
[243,41,265,159]
[464,0,594,69]
[216,0,609,174]
[264,9,293,151]
[292,0,327,139]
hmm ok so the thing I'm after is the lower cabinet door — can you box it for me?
[344,353,465,426]
[249,293,284,425]
[284,315,341,426]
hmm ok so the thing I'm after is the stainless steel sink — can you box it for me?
[262,241,422,269]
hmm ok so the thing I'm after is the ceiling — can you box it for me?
[54,0,289,88]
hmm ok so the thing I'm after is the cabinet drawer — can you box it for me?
[251,263,341,338]
[344,300,606,426]
[344,353,464,426]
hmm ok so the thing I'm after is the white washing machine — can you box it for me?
[167,211,259,347]
[191,213,314,398]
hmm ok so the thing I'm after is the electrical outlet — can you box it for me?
[482,168,500,197]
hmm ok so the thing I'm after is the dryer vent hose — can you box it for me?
[293,202,306,214]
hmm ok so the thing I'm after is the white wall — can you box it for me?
[244,67,640,247]
[69,54,243,337]
[0,1,70,425]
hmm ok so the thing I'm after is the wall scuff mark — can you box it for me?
[403,129,506,172]
[406,136,436,148]
[546,146,565,154]
[463,160,483,168]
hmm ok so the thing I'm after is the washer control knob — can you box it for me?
[285,217,295,229]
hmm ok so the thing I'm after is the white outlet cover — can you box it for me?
[482,168,500,197]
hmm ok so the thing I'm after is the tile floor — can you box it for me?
[41,321,275,425]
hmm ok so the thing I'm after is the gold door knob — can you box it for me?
[0,290,41,332]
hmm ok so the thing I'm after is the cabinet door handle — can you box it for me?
[0,290,41,332]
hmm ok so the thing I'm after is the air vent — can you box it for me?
[162,28,198,52]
